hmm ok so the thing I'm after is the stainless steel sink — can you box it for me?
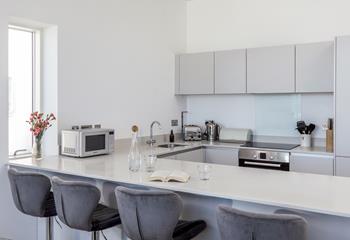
[157,143,187,148]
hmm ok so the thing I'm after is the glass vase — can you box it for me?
[32,138,42,159]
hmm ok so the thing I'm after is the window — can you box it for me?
[8,25,40,156]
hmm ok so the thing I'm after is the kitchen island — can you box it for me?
[8,144,350,240]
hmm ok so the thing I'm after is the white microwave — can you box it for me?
[61,128,115,157]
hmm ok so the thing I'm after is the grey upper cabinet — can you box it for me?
[178,52,214,95]
[296,41,334,93]
[214,50,247,94]
[336,36,350,157]
[247,45,295,93]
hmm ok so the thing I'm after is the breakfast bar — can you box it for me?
[8,146,350,240]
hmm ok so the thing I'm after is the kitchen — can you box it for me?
[2,0,350,240]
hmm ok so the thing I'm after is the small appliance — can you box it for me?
[238,142,299,171]
[205,121,220,142]
[219,128,252,143]
[184,125,202,141]
[61,128,115,157]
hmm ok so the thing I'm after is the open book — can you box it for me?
[149,170,190,183]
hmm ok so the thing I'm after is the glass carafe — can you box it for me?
[128,128,141,172]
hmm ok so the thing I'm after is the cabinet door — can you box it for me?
[205,148,239,166]
[296,41,334,93]
[175,149,205,162]
[247,45,295,93]
[215,50,246,94]
[336,157,350,177]
[336,36,350,157]
[290,153,334,175]
[179,53,214,94]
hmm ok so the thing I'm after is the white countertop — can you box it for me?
[8,146,350,218]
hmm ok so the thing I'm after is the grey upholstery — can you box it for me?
[52,176,120,232]
[216,205,307,240]
[115,186,182,240]
[8,168,56,217]
[115,186,207,240]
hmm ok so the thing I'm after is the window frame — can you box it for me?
[8,25,42,157]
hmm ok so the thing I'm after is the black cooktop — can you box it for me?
[241,142,299,150]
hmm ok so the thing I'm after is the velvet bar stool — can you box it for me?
[115,186,207,240]
[216,205,307,240]
[8,168,57,240]
[51,176,121,240]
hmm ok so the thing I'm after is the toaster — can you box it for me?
[184,125,202,141]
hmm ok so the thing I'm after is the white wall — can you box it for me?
[0,0,187,239]
[186,0,350,51]
[3,0,187,140]
[187,94,333,139]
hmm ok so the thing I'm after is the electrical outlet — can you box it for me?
[171,119,178,127]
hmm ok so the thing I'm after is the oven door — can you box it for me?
[81,132,109,157]
[239,159,289,171]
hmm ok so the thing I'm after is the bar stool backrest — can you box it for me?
[52,176,100,231]
[115,186,183,240]
[8,168,51,217]
[216,205,307,240]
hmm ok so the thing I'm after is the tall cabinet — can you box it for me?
[335,36,350,176]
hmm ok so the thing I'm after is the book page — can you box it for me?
[167,170,190,183]
[149,170,172,182]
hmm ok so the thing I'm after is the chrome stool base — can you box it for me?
[46,217,54,240]
[91,231,100,240]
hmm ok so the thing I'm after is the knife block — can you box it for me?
[326,129,334,152]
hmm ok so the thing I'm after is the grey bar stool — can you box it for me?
[216,205,307,240]
[115,186,207,240]
[52,176,121,240]
[8,168,57,240]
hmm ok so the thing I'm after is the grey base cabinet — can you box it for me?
[290,153,334,175]
[173,149,205,162]
[158,147,239,166]
[335,157,350,177]
[205,147,239,166]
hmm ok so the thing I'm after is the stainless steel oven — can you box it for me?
[239,148,290,171]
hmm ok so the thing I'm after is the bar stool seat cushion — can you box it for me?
[173,219,207,240]
[91,204,121,231]
[43,192,57,217]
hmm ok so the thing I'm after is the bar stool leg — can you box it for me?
[46,217,54,240]
[91,231,100,240]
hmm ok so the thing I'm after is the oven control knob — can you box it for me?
[253,155,258,159]
[270,156,274,160]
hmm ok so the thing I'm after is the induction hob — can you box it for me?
[241,142,299,150]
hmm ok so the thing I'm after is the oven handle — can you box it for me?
[243,161,282,168]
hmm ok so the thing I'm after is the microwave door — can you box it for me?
[82,132,108,157]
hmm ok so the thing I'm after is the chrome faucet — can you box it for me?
[146,121,162,145]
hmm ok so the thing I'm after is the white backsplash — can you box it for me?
[186,93,333,139]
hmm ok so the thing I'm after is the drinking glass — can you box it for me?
[144,154,157,172]
[197,164,212,180]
